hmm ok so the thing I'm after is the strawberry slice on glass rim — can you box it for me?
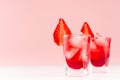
[80,22,94,38]
[53,18,72,46]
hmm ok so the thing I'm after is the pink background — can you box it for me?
[0,0,119,66]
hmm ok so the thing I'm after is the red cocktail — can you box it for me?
[63,33,90,76]
[90,34,111,72]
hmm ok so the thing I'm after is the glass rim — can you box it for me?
[63,32,90,38]
[92,33,111,39]
[63,32,111,40]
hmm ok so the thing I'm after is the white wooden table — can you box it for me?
[0,65,120,80]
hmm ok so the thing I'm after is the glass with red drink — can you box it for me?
[63,33,90,76]
[90,33,111,73]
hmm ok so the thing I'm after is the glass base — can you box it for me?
[91,65,109,74]
[65,66,88,77]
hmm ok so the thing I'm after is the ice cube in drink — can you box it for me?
[90,34,111,73]
[63,34,90,69]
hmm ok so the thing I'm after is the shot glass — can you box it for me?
[89,33,111,73]
[63,33,90,77]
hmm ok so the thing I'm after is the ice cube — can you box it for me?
[65,48,79,59]
[69,36,82,48]
[79,50,87,62]
[82,38,89,48]
[95,33,109,47]
[95,37,108,47]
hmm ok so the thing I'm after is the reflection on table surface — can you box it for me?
[0,65,119,80]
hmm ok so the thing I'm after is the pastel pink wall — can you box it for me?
[0,0,119,65]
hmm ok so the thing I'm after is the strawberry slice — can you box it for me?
[81,22,94,37]
[53,18,72,46]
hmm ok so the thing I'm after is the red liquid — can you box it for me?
[63,35,89,69]
[90,46,105,67]
[66,49,88,69]
[90,38,111,67]
[66,49,83,69]
[66,49,89,69]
